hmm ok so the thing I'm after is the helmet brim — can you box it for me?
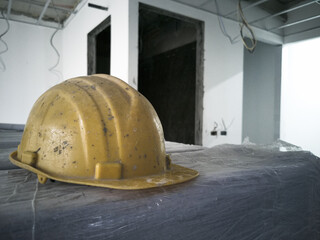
[9,151,198,190]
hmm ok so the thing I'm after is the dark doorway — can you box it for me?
[138,4,204,145]
[88,16,111,75]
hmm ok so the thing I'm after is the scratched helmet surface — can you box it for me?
[9,74,198,189]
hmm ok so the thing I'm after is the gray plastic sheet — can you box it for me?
[1,140,320,239]
[0,130,21,170]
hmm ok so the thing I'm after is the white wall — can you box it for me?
[128,0,244,147]
[281,37,320,157]
[62,0,130,82]
[0,20,62,124]
[58,0,246,147]
[1,0,281,148]
[243,41,282,144]
[0,0,130,125]
[0,0,245,147]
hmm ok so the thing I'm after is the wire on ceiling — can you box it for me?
[214,0,257,52]
[238,0,257,53]
[214,0,240,44]
[0,11,10,71]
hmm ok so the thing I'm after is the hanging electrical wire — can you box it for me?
[238,0,257,53]
[48,0,62,80]
[49,28,60,71]
[214,0,240,44]
[0,11,10,71]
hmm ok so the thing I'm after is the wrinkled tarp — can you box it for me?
[1,135,320,240]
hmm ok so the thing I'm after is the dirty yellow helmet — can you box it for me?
[9,74,198,189]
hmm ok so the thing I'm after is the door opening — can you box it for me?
[88,16,111,75]
[138,4,204,145]
[242,41,282,144]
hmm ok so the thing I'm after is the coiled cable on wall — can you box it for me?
[0,11,10,71]
[238,0,257,53]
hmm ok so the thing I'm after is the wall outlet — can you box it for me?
[211,130,218,136]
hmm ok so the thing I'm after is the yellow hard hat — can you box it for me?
[9,74,198,189]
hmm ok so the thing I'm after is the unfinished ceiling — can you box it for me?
[0,0,85,29]
[171,0,320,42]
[0,0,319,41]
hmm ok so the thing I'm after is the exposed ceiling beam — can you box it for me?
[249,0,319,25]
[225,0,269,17]
[37,0,51,23]
[12,0,74,14]
[3,0,74,15]
[284,26,320,43]
[0,14,62,29]
[171,0,283,44]
[269,14,320,30]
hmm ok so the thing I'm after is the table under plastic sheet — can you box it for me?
[1,129,320,240]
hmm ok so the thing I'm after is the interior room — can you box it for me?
[0,0,320,239]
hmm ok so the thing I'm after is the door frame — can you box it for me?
[87,16,111,75]
[139,4,204,145]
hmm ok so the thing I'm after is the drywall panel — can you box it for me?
[129,0,244,147]
[281,37,320,157]
[62,0,130,82]
[243,41,282,144]
[0,20,62,124]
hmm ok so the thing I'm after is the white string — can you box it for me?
[214,0,240,44]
